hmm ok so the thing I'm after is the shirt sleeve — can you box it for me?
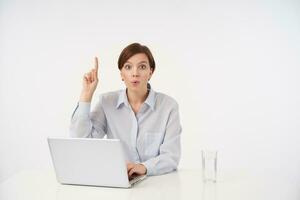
[141,102,182,176]
[69,95,107,138]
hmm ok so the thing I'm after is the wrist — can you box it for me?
[139,163,147,175]
[79,92,93,102]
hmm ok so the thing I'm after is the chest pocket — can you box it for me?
[144,132,164,157]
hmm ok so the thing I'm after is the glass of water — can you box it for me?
[202,150,218,182]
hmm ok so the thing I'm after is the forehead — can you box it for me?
[126,53,149,64]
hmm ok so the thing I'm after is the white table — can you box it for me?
[0,169,298,200]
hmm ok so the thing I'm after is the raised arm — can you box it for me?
[70,57,107,138]
[80,57,99,102]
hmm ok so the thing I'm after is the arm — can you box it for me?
[142,103,182,176]
[69,96,107,138]
[69,57,106,138]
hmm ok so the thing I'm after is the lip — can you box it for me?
[131,81,140,86]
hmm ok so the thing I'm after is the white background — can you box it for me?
[1,0,300,185]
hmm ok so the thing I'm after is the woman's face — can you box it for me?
[121,53,153,92]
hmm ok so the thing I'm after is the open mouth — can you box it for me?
[131,81,140,85]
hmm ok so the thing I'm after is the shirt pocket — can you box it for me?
[144,132,164,157]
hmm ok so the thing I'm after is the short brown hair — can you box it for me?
[118,43,156,72]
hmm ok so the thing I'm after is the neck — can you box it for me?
[127,86,149,105]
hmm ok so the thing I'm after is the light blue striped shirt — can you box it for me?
[70,87,182,176]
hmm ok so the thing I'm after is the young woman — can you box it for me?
[70,43,182,179]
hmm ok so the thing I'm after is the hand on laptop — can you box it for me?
[127,163,147,179]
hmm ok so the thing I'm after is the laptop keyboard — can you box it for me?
[129,174,147,185]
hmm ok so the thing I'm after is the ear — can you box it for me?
[148,68,153,80]
[150,67,154,75]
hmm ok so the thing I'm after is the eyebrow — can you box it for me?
[125,61,148,64]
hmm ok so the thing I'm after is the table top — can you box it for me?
[0,168,298,200]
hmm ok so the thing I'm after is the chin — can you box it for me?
[125,83,147,92]
[127,87,140,92]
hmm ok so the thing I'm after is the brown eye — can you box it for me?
[124,64,131,70]
[139,65,147,70]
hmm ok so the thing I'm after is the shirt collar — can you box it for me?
[116,87,156,111]
[144,88,155,111]
[116,89,129,109]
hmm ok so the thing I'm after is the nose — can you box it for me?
[132,67,139,77]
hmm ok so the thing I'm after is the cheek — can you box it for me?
[122,74,132,82]
[141,70,151,77]
[142,73,151,80]
[121,71,128,79]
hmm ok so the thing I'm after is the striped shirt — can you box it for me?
[70,87,182,176]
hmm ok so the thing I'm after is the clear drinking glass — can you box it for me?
[202,150,218,182]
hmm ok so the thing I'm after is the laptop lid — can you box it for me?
[47,137,131,188]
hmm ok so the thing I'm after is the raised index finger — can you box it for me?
[94,56,99,70]
[94,56,99,77]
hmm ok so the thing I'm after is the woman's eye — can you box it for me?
[139,65,147,69]
[124,65,131,69]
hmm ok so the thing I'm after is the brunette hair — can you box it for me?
[118,43,156,72]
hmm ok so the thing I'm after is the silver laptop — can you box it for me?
[47,137,147,188]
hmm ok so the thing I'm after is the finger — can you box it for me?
[94,57,99,77]
[84,73,89,82]
[87,72,93,83]
[83,75,89,84]
[127,165,134,172]
[90,70,95,82]
[127,163,135,172]
[128,168,136,177]
[92,69,97,81]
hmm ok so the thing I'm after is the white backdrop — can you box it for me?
[1,0,300,184]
